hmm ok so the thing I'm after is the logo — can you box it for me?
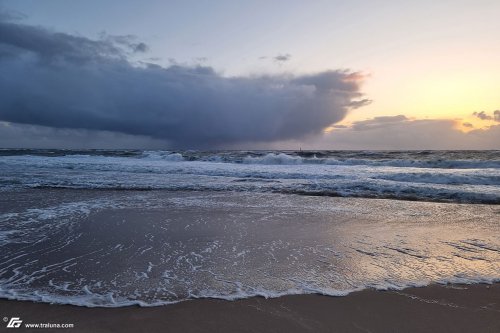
[6,317,22,328]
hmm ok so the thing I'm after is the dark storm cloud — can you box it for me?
[274,53,291,62]
[0,122,168,149]
[473,111,492,120]
[0,5,25,21]
[473,110,500,122]
[99,33,149,54]
[347,98,372,109]
[0,17,366,148]
[0,21,129,64]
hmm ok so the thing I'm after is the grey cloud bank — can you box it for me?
[311,116,500,150]
[0,15,365,148]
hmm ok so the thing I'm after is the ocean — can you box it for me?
[1,149,499,203]
[0,149,499,307]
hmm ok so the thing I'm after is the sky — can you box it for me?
[0,0,499,149]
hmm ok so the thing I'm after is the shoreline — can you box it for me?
[1,283,499,332]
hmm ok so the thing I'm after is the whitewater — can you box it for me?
[0,149,499,203]
[0,150,499,307]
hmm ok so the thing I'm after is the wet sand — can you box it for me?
[0,283,499,333]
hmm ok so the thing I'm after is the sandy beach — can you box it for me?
[1,188,499,332]
[0,283,499,332]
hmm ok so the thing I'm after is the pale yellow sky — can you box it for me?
[340,39,500,130]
